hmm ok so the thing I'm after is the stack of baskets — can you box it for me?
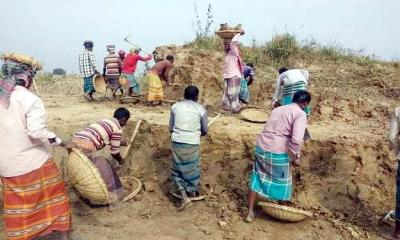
[215,23,245,41]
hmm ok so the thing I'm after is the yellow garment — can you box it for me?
[146,73,163,101]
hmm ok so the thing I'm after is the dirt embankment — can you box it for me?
[146,44,400,238]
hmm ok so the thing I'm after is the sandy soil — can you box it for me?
[1,46,400,240]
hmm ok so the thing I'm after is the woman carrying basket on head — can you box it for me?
[221,33,243,113]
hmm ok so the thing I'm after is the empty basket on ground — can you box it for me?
[67,148,142,204]
[119,96,140,104]
[240,108,268,123]
[258,202,313,222]
[93,74,106,94]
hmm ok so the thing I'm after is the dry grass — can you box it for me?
[187,33,400,101]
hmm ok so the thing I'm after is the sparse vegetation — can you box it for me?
[188,30,380,69]
[189,3,220,50]
[36,72,54,82]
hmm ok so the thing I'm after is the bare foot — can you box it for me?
[178,198,192,211]
[245,210,255,223]
[240,103,248,110]
[82,94,93,102]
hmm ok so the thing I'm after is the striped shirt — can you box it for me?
[103,53,121,76]
[79,50,97,77]
[73,118,123,154]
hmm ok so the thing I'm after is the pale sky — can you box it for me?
[1,0,399,73]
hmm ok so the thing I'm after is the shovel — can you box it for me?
[208,114,222,127]
[123,119,143,159]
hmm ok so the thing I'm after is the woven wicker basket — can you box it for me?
[240,108,268,123]
[215,30,245,40]
[119,97,140,104]
[1,52,42,70]
[67,148,109,204]
[120,176,142,202]
[67,149,143,204]
[258,202,313,222]
[93,74,106,94]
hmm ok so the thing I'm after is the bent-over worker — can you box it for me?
[246,90,311,222]
[145,55,174,105]
[70,107,130,210]
[272,67,310,115]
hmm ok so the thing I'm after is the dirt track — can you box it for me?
[1,46,400,239]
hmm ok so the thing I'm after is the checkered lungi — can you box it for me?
[249,146,292,201]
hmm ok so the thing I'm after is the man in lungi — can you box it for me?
[388,107,400,239]
[221,33,243,113]
[0,58,71,239]
[169,86,208,210]
[246,90,311,222]
[103,45,122,100]
[272,67,310,115]
[145,55,174,106]
[239,63,255,105]
[70,107,130,210]
[121,47,152,97]
[79,40,100,102]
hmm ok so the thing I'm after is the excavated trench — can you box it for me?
[50,118,393,229]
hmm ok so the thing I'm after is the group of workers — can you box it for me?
[78,37,259,109]
[79,40,174,105]
[1,33,399,240]
[0,39,313,240]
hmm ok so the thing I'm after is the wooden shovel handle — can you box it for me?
[208,114,222,127]
[123,119,143,159]
[32,77,40,95]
